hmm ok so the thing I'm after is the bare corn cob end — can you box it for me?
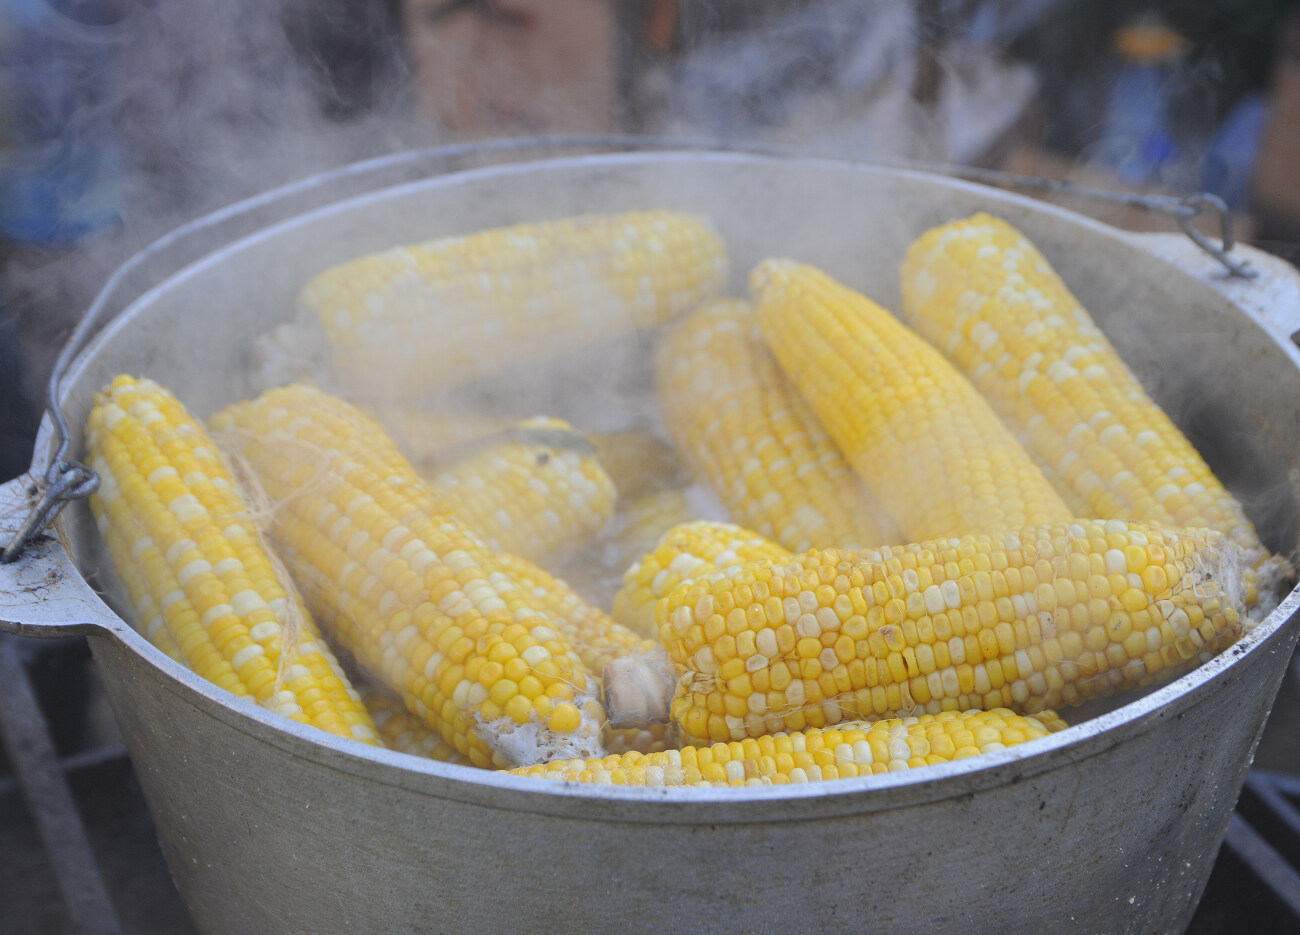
[211,384,606,768]
[509,708,1065,787]
[660,519,1245,745]
[86,375,377,745]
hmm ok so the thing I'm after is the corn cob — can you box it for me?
[752,260,1073,541]
[85,376,377,745]
[660,519,1245,745]
[424,418,617,566]
[493,552,655,675]
[612,521,790,639]
[364,689,473,764]
[299,210,730,398]
[210,384,605,768]
[510,708,1065,786]
[899,213,1290,605]
[658,298,899,552]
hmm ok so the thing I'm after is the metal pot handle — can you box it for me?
[0,476,122,638]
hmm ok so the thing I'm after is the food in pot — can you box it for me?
[84,376,378,745]
[492,551,654,674]
[612,520,789,639]
[421,417,617,567]
[659,520,1246,745]
[899,213,1292,607]
[657,297,898,552]
[364,688,472,764]
[294,210,730,398]
[508,708,1067,787]
[210,383,608,768]
[752,258,1074,540]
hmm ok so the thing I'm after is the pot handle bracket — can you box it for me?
[0,476,122,639]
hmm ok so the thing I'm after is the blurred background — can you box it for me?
[3,1,1300,931]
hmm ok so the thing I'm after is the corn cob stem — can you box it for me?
[659,519,1245,745]
[210,384,605,768]
[658,298,898,551]
[752,259,1073,541]
[509,708,1066,786]
[86,376,377,744]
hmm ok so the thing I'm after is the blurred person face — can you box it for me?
[406,0,618,134]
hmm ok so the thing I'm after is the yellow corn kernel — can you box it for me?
[210,384,605,769]
[751,259,1072,541]
[657,519,1244,745]
[657,298,899,551]
[508,708,1063,786]
[86,375,377,745]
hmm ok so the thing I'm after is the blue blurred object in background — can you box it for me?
[1200,92,1269,211]
[0,0,128,246]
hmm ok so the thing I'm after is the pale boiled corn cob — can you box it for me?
[510,708,1065,786]
[493,552,655,675]
[899,213,1290,606]
[612,520,790,640]
[364,689,472,764]
[85,376,377,745]
[752,260,1073,541]
[299,210,730,398]
[658,298,899,552]
[424,417,617,566]
[660,519,1245,745]
[210,384,605,769]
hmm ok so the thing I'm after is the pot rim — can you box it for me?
[37,147,1300,822]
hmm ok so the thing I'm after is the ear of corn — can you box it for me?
[299,210,730,398]
[659,519,1244,745]
[492,552,655,675]
[658,298,899,552]
[509,708,1065,786]
[899,213,1290,606]
[424,417,617,567]
[364,689,473,764]
[752,260,1073,541]
[85,376,377,745]
[612,521,790,639]
[209,384,606,769]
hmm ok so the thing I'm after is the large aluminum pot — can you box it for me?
[3,147,1300,934]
